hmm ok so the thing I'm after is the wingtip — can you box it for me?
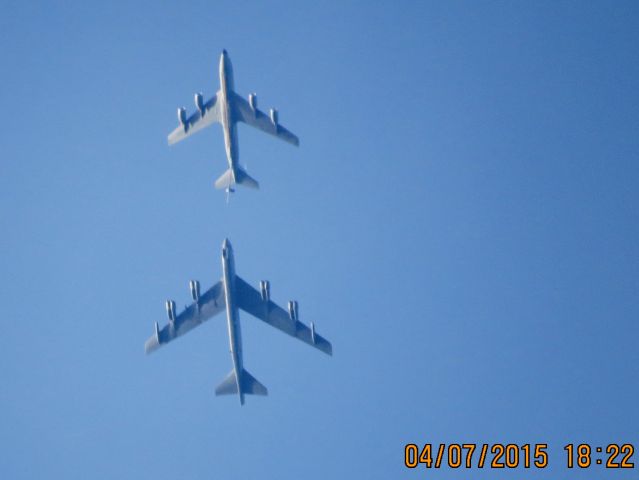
[144,337,160,355]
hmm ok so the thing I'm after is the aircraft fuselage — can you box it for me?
[220,238,245,404]
[218,50,240,177]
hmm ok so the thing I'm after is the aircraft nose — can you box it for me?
[222,49,227,56]
[222,238,231,249]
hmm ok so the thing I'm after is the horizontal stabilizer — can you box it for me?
[214,368,268,396]
[235,167,259,189]
[241,369,268,396]
[214,168,235,190]
[214,167,259,190]
[215,369,239,395]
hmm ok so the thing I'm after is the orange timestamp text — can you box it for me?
[404,443,635,470]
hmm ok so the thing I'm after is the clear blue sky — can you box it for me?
[1,1,638,478]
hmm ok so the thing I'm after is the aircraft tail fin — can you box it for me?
[214,368,268,396]
[214,167,259,190]
[235,167,259,189]
[215,369,239,396]
[240,368,268,396]
[214,168,235,190]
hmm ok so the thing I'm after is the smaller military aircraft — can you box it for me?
[168,50,299,195]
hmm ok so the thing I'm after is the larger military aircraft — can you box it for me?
[168,50,300,194]
[145,239,332,405]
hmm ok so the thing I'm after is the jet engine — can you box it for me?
[166,299,177,323]
[177,107,187,130]
[310,322,316,344]
[194,93,204,116]
[190,280,200,302]
[249,93,257,111]
[288,300,298,322]
[269,108,278,126]
[259,280,270,302]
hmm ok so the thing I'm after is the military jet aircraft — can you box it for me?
[168,50,300,195]
[145,239,331,405]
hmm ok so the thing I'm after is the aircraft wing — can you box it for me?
[168,92,221,145]
[145,280,226,354]
[231,92,300,146]
[235,276,332,355]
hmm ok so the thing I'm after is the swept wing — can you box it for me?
[168,93,222,145]
[231,92,300,146]
[145,281,225,353]
[235,276,332,355]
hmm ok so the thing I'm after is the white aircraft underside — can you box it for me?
[167,50,300,193]
[144,239,332,405]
